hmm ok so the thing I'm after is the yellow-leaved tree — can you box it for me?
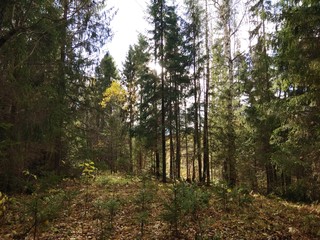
[100,81,129,173]
[100,81,126,108]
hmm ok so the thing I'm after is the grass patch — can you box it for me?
[95,172,138,187]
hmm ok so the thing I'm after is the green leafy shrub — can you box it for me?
[79,161,97,216]
[0,191,9,221]
[79,161,97,179]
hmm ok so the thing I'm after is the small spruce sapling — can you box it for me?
[162,182,211,238]
[184,184,210,238]
[95,196,121,238]
[134,174,155,239]
[105,198,120,230]
[19,190,65,240]
[161,182,186,237]
[213,182,252,211]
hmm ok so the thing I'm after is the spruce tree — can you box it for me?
[148,0,167,182]
[183,0,205,182]
[272,0,320,200]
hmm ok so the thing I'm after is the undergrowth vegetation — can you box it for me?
[0,171,320,239]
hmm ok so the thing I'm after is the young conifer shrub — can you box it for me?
[161,182,211,238]
[18,190,65,240]
[94,197,121,238]
[213,182,252,211]
[134,174,156,239]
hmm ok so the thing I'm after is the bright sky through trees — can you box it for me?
[104,0,250,69]
[106,0,148,68]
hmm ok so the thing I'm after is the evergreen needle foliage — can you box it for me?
[95,197,121,238]
[161,182,210,238]
[134,175,156,238]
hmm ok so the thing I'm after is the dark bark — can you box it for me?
[266,163,277,194]
[155,148,160,178]
[160,1,166,183]
[175,90,181,179]
[203,0,210,184]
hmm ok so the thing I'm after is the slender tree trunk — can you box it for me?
[160,1,166,183]
[150,66,160,179]
[185,100,190,180]
[197,84,202,181]
[266,163,276,194]
[129,117,133,173]
[193,53,201,182]
[203,0,210,184]
[222,0,236,187]
[169,100,174,179]
[262,5,276,194]
[139,149,143,172]
[175,85,181,179]
[186,136,190,180]
[129,81,135,173]
[169,77,174,179]
[55,0,68,173]
[155,148,160,178]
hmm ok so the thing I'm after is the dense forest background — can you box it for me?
[0,0,319,204]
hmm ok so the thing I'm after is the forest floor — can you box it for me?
[1,172,320,240]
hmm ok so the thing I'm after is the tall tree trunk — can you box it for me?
[185,100,190,181]
[155,148,160,178]
[266,163,276,194]
[169,98,174,179]
[55,0,69,173]
[262,5,276,194]
[129,109,133,172]
[203,0,210,184]
[160,1,166,183]
[150,66,160,179]
[168,77,174,179]
[175,84,181,179]
[129,80,135,173]
[222,0,236,187]
[193,51,201,182]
